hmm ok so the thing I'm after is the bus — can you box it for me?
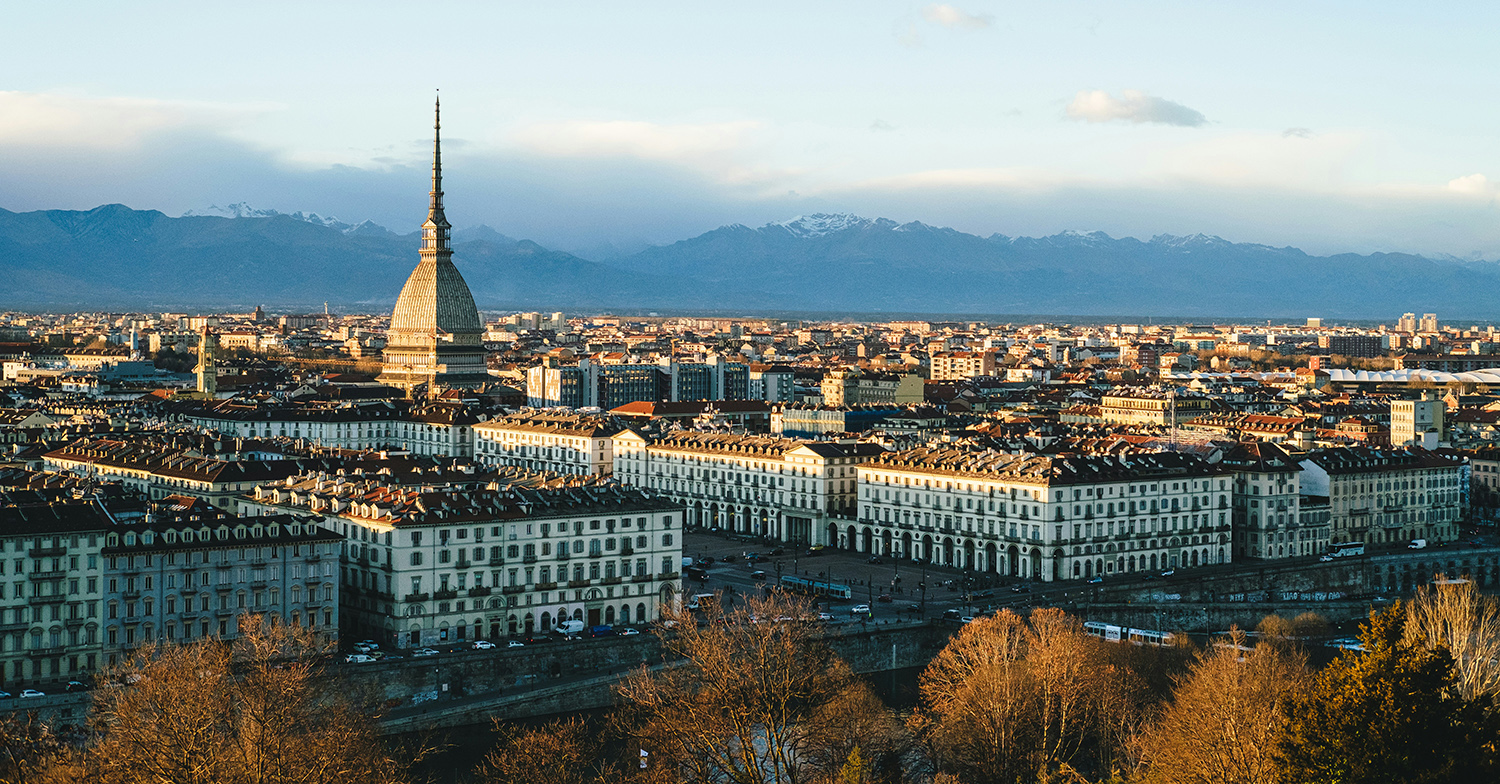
[1084,621,1176,647]
[778,575,853,600]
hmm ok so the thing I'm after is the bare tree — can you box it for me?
[1130,628,1308,784]
[1404,576,1500,702]
[86,615,406,784]
[0,712,66,784]
[475,716,627,784]
[615,592,902,784]
[912,608,1141,784]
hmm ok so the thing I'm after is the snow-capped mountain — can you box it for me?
[182,203,385,235]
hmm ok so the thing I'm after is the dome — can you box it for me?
[388,256,481,338]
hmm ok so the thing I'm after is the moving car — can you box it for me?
[344,653,376,664]
[619,628,641,636]
[20,690,44,699]
[850,604,871,615]
[876,594,892,603]
[413,647,439,657]
[472,640,496,650]
[750,570,767,581]
[507,640,525,648]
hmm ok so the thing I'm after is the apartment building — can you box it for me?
[0,498,109,690]
[612,431,885,547]
[243,473,683,647]
[473,411,618,476]
[820,369,924,408]
[855,448,1233,582]
[44,439,318,511]
[1099,389,1214,426]
[1391,393,1445,448]
[1299,447,1464,547]
[98,497,341,667]
[1221,442,1328,560]
[173,400,479,458]
[929,351,998,381]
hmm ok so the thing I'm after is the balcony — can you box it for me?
[28,547,65,558]
[535,581,558,590]
[501,585,525,595]
[26,570,66,581]
[432,589,458,601]
[25,646,65,657]
[522,555,538,564]
[556,552,571,562]
[0,620,28,631]
[568,579,592,588]
[28,594,65,605]
[620,546,635,556]
[659,571,680,580]
[602,576,623,585]
[403,592,430,603]
[467,586,492,598]
[631,574,653,583]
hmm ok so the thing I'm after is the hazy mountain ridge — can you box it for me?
[1,206,1498,317]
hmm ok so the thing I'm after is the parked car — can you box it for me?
[413,647,439,657]
[20,690,44,699]
[960,616,976,624]
[619,628,641,636]
[65,681,88,692]
[0,692,12,699]
[749,570,767,581]
[344,653,376,664]
[817,612,834,621]
[943,608,962,620]
[867,556,883,564]
[1087,576,1104,584]
[876,594,893,603]
[1160,570,1176,578]
[507,640,525,648]
[472,640,496,650]
[850,604,871,615]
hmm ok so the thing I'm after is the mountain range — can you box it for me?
[2,204,1498,319]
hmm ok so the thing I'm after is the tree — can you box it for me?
[615,592,904,784]
[1404,577,1500,703]
[912,608,1143,784]
[1132,629,1307,784]
[1274,606,1500,784]
[0,712,67,784]
[475,716,626,784]
[85,616,406,784]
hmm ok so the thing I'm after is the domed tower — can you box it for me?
[378,96,488,396]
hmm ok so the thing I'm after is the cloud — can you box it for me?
[1447,173,1496,197]
[1065,89,1207,127]
[0,90,276,149]
[922,4,993,30]
[1283,127,1313,139]
[870,119,895,132]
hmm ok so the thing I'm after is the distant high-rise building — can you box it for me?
[1397,312,1417,332]
[378,97,488,396]
[1420,313,1440,333]
[1306,317,1323,328]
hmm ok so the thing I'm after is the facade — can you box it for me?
[856,448,1233,582]
[821,370,923,408]
[378,99,489,395]
[1318,335,1383,358]
[1299,447,1464,547]
[526,357,751,409]
[612,431,885,546]
[44,439,318,511]
[1099,389,1213,426]
[0,499,109,691]
[1391,393,1445,448]
[99,497,341,667]
[473,411,618,475]
[748,367,795,403]
[773,404,904,437]
[243,473,683,647]
[1221,443,1327,560]
[929,351,998,381]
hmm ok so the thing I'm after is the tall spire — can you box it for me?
[429,93,446,226]
[422,92,450,253]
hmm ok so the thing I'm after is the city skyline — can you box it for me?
[2,2,1499,261]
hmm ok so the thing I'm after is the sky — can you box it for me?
[2,1,1499,260]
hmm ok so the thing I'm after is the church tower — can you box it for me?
[195,327,218,397]
[378,96,489,396]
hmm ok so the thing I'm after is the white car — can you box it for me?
[344,654,375,664]
[618,628,641,636]
[850,604,871,615]
[817,612,833,621]
[507,640,525,648]
[19,690,44,699]
[471,640,496,650]
[412,647,439,657]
